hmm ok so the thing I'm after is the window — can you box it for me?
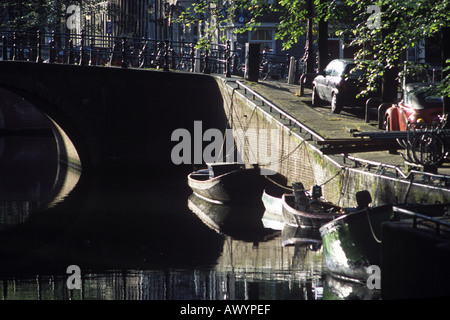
[249,28,275,53]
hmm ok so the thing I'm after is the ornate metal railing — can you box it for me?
[0,29,302,82]
[0,30,235,76]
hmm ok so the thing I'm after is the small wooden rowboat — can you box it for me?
[187,162,266,204]
[281,192,344,229]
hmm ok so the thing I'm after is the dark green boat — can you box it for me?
[320,203,450,282]
[319,204,393,282]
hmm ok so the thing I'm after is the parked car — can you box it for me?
[384,82,443,131]
[312,59,380,113]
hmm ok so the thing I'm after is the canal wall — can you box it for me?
[215,77,450,207]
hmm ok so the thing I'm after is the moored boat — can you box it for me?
[281,182,347,229]
[319,204,392,282]
[319,202,450,282]
[187,162,266,204]
[282,193,344,228]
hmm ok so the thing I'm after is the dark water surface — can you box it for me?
[0,135,381,301]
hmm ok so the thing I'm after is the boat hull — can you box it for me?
[188,167,266,204]
[262,189,284,216]
[319,204,393,281]
[282,194,342,229]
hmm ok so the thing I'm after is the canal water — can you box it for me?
[0,133,378,301]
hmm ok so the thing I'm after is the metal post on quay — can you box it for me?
[225,40,231,78]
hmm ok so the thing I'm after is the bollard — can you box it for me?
[244,43,259,82]
[365,97,382,123]
[287,56,296,84]
[225,40,231,78]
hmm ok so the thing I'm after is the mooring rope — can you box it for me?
[319,166,348,187]
[264,175,293,191]
[259,139,307,168]
[366,208,382,244]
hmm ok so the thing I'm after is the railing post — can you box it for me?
[121,36,128,68]
[36,30,42,63]
[89,36,95,65]
[2,35,7,61]
[203,49,210,74]
[170,44,176,70]
[164,40,170,71]
[80,29,86,66]
[68,39,74,64]
[11,32,17,61]
[49,31,56,63]
[190,43,195,72]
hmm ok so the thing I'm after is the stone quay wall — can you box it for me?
[215,77,450,207]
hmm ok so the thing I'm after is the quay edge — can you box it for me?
[214,76,450,207]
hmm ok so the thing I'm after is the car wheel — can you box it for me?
[312,86,322,106]
[331,93,342,114]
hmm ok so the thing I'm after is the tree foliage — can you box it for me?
[340,0,450,98]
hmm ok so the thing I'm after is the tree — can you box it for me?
[342,0,449,109]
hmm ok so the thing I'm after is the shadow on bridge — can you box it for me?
[0,61,227,174]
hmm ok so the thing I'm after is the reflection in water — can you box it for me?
[0,135,80,230]
[0,134,382,300]
[1,241,326,300]
[323,274,381,300]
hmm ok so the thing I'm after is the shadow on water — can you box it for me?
[0,129,331,300]
[0,165,228,275]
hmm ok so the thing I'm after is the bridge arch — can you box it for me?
[0,61,228,174]
[0,65,102,171]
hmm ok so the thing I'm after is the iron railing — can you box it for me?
[393,204,450,236]
[0,30,235,75]
[0,29,302,81]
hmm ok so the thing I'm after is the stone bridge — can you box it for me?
[0,61,226,173]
